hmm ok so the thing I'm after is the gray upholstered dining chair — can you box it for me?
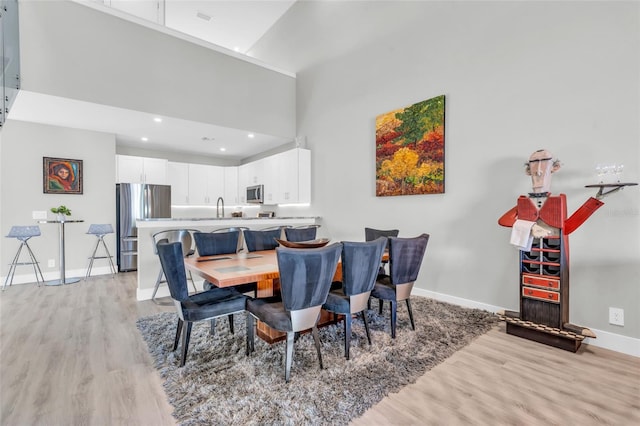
[365,227,399,276]
[284,225,320,242]
[322,237,387,359]
[157,241,248,367]
[370,233,429,338]
[151,229,199,303]
[246,243,342,382]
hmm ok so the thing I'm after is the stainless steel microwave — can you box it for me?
[246,184,264,204]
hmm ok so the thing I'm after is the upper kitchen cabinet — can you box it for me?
[168,161,189,205]
[238,159,265,204]
[188,164,224,205]
[224,167,239,205]
[275,148,311,204]
[116,155,168,184]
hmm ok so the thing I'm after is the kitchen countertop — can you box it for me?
[137,216,318,221]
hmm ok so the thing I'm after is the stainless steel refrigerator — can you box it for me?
[116,183,171,272]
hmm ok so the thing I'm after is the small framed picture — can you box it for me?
[43,157,83,194]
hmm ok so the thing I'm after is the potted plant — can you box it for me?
[51,205,72,222]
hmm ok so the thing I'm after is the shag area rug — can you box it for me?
[137,297,498,425]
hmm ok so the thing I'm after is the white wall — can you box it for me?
[18,0,296,140]
[256,1,640,341]
[0,120,117,282]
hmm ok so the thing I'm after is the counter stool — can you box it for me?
[85,224,117,279]
[3,226,45,291]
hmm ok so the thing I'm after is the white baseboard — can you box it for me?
[1,266,114,286]
[413,288,639,358]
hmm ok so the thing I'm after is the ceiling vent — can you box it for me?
[196,11,212,21]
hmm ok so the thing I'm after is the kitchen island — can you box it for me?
[135,217,319,300]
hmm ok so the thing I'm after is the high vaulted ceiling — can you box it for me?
[8,0,297,161]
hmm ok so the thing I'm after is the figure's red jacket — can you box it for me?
[498,194,603,235]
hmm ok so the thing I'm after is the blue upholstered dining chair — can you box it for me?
[243,228,281,252]
[284,225,320,242]
[195,230,257,299]
[322,237,387,359]
[156,241,248,367]
[151,229,198,303]
[365,227,399,276]
[246,243,342,382]
[370,233,429,338]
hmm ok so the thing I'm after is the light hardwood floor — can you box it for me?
[1,273,638,425]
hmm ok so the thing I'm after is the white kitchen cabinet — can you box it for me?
[116,155,168,184]
[223,167,239,205]
[168,162,190,205]
[275,148,311,204]
[262,155,278,205]
[188,164,224,205]
[238,159,265,204]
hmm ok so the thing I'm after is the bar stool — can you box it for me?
[3,226,45,291]
[85,224,117,279]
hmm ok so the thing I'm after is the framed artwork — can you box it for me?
[375,94,445,196]
[43,157,83,194]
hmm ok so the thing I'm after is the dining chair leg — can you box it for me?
[406,299,415,330]
[173,318,183,351]
[312,326,324,370]
[379,299,384,315]
[390,300,398,339]
[344,314,352,360]
[227,314,235,334]
[187,270,197,293]
[361,311,372,345]
[210,318,216,336]
[285,331,295,382]
[180,321,193,367]
[246,315,255,355]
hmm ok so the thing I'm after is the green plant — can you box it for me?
[50,205,72,216]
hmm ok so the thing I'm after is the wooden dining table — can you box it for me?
[184,250,343,343]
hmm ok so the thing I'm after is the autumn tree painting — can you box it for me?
[375,95,445,196]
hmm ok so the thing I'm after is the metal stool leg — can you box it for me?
[99,237,117,277]
[151,268,164,304]
[85,238,101,280]
[3,243,24,291]
[24,241,45,285]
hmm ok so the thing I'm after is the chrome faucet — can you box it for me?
[216,197,225,218]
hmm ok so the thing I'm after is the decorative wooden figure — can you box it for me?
[498,149,605,352]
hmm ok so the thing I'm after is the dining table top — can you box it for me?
[185,247,389,289]
[184,250,280,288]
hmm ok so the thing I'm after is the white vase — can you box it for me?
[58,213,66,222]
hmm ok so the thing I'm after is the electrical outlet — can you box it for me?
[609,307,624,326]
[48,259,55,268]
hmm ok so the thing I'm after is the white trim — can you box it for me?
[414,288,639,358]
[1,266,114,285]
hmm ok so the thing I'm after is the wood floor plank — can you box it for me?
[1,273,638,425]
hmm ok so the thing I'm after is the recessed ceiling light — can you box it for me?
[234,47,240,52]
[220,147,226,152]
[153,117,162,123]
[141,137,149,142]
[248,133,255,138]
